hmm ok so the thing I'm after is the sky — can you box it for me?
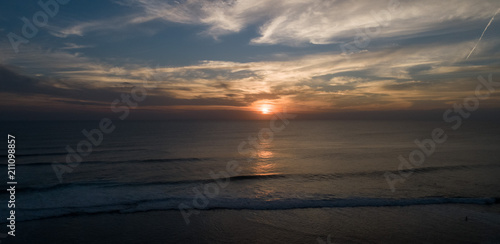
[0,0,500,120]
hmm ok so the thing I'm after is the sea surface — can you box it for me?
[1,120,500,223]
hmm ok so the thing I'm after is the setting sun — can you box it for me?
[260,105,272,114]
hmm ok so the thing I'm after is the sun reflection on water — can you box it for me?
[252,141,276,174]
[257,150,273,159]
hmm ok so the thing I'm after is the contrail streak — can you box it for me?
[466,9,500,60]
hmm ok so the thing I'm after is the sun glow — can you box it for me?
[260,105,272,114]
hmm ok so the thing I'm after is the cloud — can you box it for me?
[126,0,278,36]
[0,65,245,109]
[243,92,280,102]
[49,15,138,38]
[49,0,500,49]
[250,0,500,45]
[1,33,499,116]
[114,0,500,45]
[60,43,94,50]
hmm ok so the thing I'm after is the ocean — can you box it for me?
[1,120,500,243]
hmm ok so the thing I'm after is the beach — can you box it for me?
[11,204,500,244]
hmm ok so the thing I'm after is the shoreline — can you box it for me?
[7,204,500,244]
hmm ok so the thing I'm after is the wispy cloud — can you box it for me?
[49,14,147,38]
[52,0,500,46]
[60,43,94,50]
[129,0,500,45]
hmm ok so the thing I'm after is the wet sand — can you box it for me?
[8,204,500,244]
